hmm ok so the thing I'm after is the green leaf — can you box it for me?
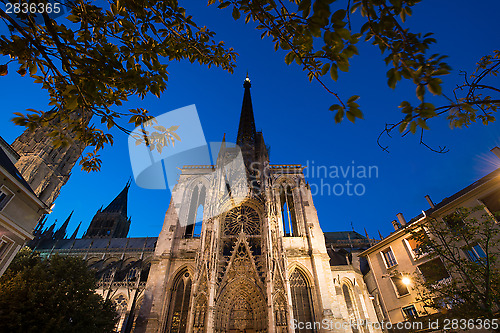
[285,52,295,65]
[330,64,338,81]
[409,121,417,134]
[348,95,360,103]
[321,63,330,76]
[418,118,430,130]
[427,78,442,95]
[172,132,181,141]
[232,6,241,20]
[346,111,356,123]
[334,109,344,123]
[329,104,342,112]
[330,104,344,123]
[416,84,425,101]
[66,96,78,110]
[336,27,350,39]
[29,64,37,76]
[337,60,349,72]
[218,2,231,9]
[331,9,346,23]
[66,15,80,23]
[350,107,363,119]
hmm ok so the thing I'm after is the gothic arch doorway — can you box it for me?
[214,278,268,332]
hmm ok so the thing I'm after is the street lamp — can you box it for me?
[402,276,411,286]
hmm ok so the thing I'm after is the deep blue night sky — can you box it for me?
[1,1,499,239]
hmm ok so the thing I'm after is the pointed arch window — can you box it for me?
[280,184,299,236]
[185,185,206,238]
[342,284,360,333]
[290,269,314,332]
[166,271,192,333]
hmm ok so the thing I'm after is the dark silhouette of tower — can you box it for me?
[83,181,132,238]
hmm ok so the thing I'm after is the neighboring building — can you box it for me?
[360,148,500,328]
[0,142,49,276]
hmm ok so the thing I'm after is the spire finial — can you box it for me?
[237,75,256,146]
[243,73,251,88]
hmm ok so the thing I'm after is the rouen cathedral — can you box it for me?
[16,77,383,333]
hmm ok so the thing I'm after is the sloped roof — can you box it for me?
[34,237,157,251]
[324,231,366,241]
[102,181,130,216]
[0,142,35,195]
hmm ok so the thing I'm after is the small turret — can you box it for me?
[53,211,73,240]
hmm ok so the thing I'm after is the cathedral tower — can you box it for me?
[135,78,347,333]
[11,112,85,205]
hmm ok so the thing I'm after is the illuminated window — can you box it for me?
[390,274,410,297]
[404,234,428,259]
[166,271,192,333]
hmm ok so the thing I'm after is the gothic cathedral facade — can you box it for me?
[134,78,381,333]
[20,77,381,333]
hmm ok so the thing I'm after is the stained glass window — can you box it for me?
[223,206,260,236]
[166,271,192,333]
[290,269,314,332]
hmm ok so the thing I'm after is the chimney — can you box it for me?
[425,195,435,208]
[391,220,400,230]
[396,212,406,226]
[491,147,500,159]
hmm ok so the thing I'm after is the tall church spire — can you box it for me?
[83,181,132,238]
[236,75,257,148]
[53,210,73,240]
[69,221,82,239]
[101,180,130,217]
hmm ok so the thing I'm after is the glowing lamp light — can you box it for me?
[402,277,411,286]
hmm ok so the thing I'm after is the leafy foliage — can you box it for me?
[213,0,499,152]
[0,0,498,169]
[0,248,118,333]
[212,0,450,124]
[409,206,500,321]
[0,0,237,171]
